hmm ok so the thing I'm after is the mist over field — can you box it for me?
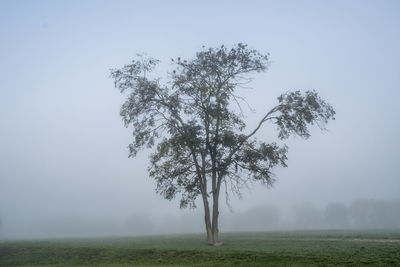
[1,0,400,241]
[1,199,399,240]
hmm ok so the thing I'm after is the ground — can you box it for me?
[1,230,400,266]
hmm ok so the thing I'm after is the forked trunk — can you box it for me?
[202,194,223,245]
[201,192,222,245]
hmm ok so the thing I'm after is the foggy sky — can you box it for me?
[0,0,399,239]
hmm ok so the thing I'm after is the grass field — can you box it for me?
[1,230,400,266]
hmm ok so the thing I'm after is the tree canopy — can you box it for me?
[111,44,335,245]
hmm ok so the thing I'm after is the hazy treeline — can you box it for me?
[1,199,399,239]
[223,199,400,231]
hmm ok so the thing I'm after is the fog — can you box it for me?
[1,1,399,240]
[3,199,399,239]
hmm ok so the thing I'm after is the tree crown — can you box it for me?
[111,44,335,208]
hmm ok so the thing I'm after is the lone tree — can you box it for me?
[111,44,335,245]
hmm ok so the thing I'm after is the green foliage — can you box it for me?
[111,44,335,209]
[276,90,335,139]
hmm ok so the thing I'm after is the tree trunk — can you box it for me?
[211,191,221,245]
[201,189,223,245]
[201,193,213,244]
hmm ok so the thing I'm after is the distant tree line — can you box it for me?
[223,199,400,231]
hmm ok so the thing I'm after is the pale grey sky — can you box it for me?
[0,0,399,238]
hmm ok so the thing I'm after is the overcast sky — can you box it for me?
[0,0,399,238]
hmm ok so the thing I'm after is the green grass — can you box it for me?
[1,230,400,266]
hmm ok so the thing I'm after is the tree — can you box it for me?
[111,44,335,245]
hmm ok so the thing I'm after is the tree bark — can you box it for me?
[211,190,221,245]
[200,182,221,245]
[201,193,213,244]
